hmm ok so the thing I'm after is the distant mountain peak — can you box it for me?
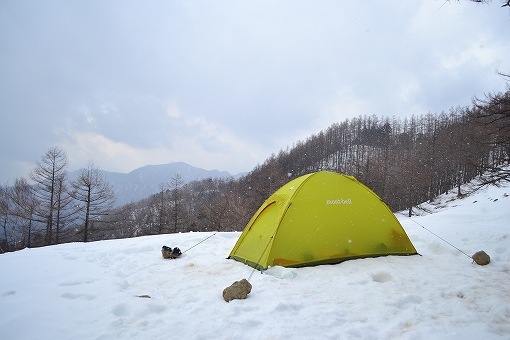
[68,162,244,207]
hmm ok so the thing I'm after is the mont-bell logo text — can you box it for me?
[326,198,352,205]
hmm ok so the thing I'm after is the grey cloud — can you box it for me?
[1,0,509,183]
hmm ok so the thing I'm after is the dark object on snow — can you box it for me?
[222,279,252,302]
[162,246,182,259]
[472,250,490,265]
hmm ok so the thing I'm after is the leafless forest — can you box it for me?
[1,86,509,252]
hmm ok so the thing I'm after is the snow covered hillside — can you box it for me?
[1,181,509,339]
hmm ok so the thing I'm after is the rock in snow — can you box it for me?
[222,278,252,302]
[472,250,491,265]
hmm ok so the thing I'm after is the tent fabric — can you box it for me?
[228,171,417,270]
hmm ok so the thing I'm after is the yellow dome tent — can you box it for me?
[228,171,417,269]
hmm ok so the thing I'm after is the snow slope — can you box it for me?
[1,182,509,339]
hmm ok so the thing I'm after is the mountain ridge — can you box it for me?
[68,162,246,207]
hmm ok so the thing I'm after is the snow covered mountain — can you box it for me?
[68,162,245,207]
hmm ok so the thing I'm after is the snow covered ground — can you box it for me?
[1,181,509,339]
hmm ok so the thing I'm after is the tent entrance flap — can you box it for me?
[228,201,278,268]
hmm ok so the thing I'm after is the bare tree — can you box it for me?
[70,161,115,242]
[197,178,251,232]
[199,190,236,231]
[169,173,184,232]
[472,85,510,183]
[0,185,10,252]
[29,147,68,245]
[7,178,42,248]
[450,0,510,7]
[53,173,77,243]
[153,182,169,234]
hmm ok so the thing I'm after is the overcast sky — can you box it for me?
[1,1,509,183]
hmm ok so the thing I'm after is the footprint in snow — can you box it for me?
[371,272,393,283]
